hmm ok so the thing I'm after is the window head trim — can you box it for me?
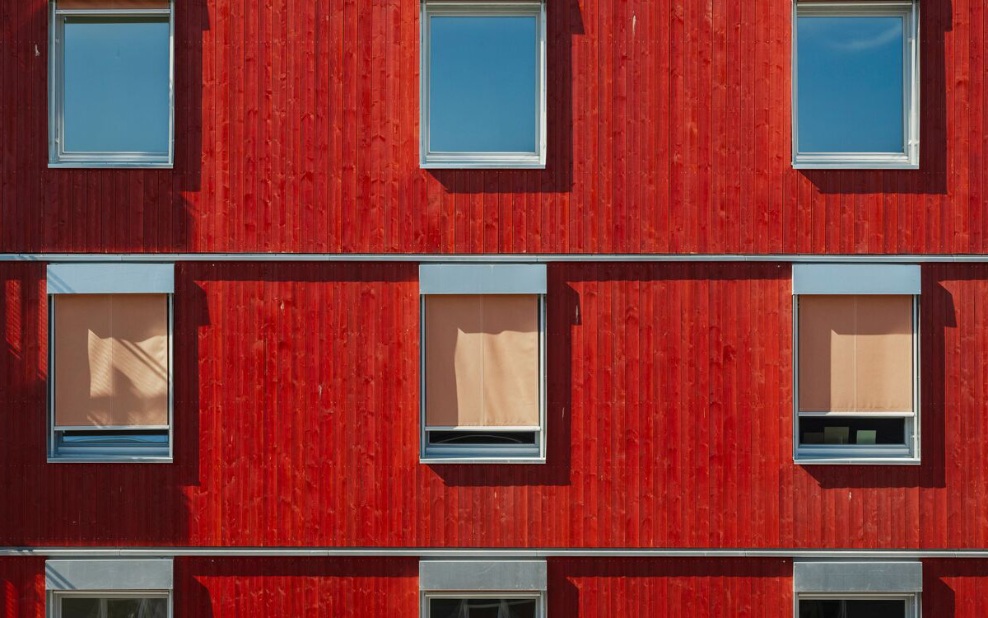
[793,560,921,618]
[419,0,547,169]
[791,1,919,169]
[48,0,175,168]
[792,264,921,465]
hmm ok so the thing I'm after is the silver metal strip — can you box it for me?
[46,559,173,591]
[6,253,988,263]
[9,547,988,559]
[793,560,922,593]
[792,264,922,295]
[47,263,175,294]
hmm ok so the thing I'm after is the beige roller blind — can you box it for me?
[54,294,169,428]
[798,295,913,413]
[425,294,539,428]
[58,0,170,8]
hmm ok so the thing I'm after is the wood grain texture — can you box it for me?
[0,0,978,253]
[0,262,985,550]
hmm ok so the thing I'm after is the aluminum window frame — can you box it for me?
[48,0,175,168]
[419,264,547,464]
[49,591,173,618]
[46,264,175,464]
[794,594,919,618]
[792,264,921,465]
[421,592,547,618]
[419,0,547,169]
[791,1,919,169]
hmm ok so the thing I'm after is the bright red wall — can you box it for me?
[2,262,988,549]
[0,0,981,254]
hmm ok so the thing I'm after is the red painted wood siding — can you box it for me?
[1,261,987,549]
[0,0,982,254]
[0,558,984,616]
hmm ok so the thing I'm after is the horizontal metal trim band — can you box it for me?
[9,547,988,559]
[7,253,988,264]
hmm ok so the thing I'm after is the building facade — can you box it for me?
[2,0,988,616]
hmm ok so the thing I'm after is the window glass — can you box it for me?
[796,15,905,153]
[106,598,168,618]
[430,598,538,618]
[61,598,101,618]
[62,16,171,154]
[799,599,906,618]
[429,15,538,153]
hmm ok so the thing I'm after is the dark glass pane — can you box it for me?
[63,17,170,154]
[799,417,905,446]
[800,599,905,618]
[61,598,101,618]
[430,598,537,618]
[796,15,904,153]
[429,431,537,445]
[429,15,538,153]
[61,430,169,444]
[107,598,167,618]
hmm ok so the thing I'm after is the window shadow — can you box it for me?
[803,274,953,489]
[798,0,952,195]
[175,557,418,616]
[426,0,584,195]
[1,0,208,252]
[0,262,203,546]
[429,275,576,487]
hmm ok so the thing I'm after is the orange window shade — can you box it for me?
[58,0,170,8]
[54,294,169,428]
[425,295,539,428]
[798,295,913,413]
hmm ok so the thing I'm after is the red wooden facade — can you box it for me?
[1,0,988,614]
[0,0,984,254]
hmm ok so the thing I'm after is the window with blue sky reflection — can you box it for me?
[792,1,918,169]
[429,15,538,154]
[797,15,905,153]
[63,17,171,155]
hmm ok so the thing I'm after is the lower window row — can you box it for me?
[46,558,924,617]
[44,262,924,466]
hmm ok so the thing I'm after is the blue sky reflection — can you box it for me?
[63,17,170,154]
[797,16,904,153]
[429,15,538,153]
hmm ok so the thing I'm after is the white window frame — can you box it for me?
[795,594,919,618]
[47,263,175,463]
[792,264,921,465]
[49,0,176,168]
[46,559,174,618]
[791,1,919,169]
[419,264,547,464]
[422,593,547,618]
[50,592,173,618]
[420,559,547,618]
[419,0,547,169]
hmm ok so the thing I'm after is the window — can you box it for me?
[49,0,174,167]
[420,264,546,463]
[792,264,920,464]
[420,0,546,168]
[47,263,174,462]
[46,559,173,618]
[420,560,547,618]
[792,1,919,169]
[794,561,921,618]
